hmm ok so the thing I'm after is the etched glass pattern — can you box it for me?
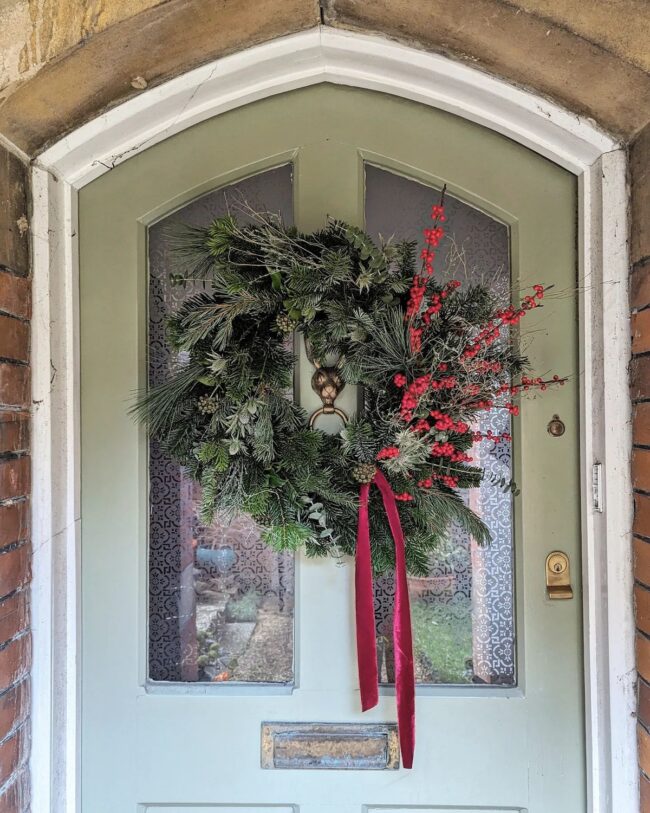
[365,165,515,686]
[148,166,295,683]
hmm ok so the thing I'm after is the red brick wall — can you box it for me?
[632,121,650,811]
[0,146,31,812]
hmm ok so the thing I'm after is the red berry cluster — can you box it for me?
[438,474,459,489]
[419,249,436,276]
[430,376,457,391]
[418,472,459,489]
[497,374,566,397]
[474,359,502,374]
[406,203,456,350]
[496,285,545,325]
[429,410,468,434]
[376,446,400,461]
[399,374,434,422]
[409,326,423,353]
[406,276,427,318]
[462,322,501,360]
[374,199,562,505]
[422,292,442,322]
[519,373,564,391]
[472,430,512,443]
[430,441,472,463]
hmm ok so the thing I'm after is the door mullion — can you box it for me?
[294,141,364,231]
[293,141,364,695]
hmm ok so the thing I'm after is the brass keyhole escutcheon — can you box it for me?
[547,414,565,437]
[545,551,573,600]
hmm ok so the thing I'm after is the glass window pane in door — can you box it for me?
[148,166,295,684]
[365,164,515,686]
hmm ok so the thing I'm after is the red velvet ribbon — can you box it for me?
[355,469,415,769]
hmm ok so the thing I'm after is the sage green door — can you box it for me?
[79,85,582,812]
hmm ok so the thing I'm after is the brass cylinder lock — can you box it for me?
[547,414,565,437]
[545,551,573,600]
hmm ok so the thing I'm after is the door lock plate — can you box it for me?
[545,551,573,599]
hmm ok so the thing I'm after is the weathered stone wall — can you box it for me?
[1,0,648,101]
[0,0,162,104]
[0,0,649,152]
[0,2,648,811]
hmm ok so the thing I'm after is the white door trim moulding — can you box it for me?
[28,26,633,813]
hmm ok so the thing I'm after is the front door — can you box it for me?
[79,85,582,812]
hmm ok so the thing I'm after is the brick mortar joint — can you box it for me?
[0,540,30,556]
[0,452,30,463]
[0,630,30,656]
[0,717,30,751]
[0,760,30,803]
[0,491,30,506]
[0,583,30,605]
[0,405,31,415]
[0,308,29,323]
[0,310,30,325]
[633,255,650,270]
[0,358,29,369]
[0,265,29,281]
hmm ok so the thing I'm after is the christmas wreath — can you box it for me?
[134,195,562,767]
[135,199,560,575]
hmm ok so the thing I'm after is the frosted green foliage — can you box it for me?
[132,210,539,575]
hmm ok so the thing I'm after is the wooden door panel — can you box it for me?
[79,84,581,812]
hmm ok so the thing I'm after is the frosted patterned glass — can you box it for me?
[365,164,515,686]
[148,166,295,683]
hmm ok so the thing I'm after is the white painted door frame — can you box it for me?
[28,27,634,813]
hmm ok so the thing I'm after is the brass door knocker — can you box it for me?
[305,339,349,429]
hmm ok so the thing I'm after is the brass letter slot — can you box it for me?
[546,551,573,600]
[261,722,400,770]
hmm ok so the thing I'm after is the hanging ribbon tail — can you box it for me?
[354,471,416,770]
[355,482,379,711]
[373,471,415,769]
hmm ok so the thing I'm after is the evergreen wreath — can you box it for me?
[134,197,563,575]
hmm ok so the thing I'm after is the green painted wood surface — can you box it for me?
[79,84,581,812]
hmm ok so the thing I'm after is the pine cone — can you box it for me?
[352,462,377,484]
[276,313,298,334]
[197,395,217,415]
